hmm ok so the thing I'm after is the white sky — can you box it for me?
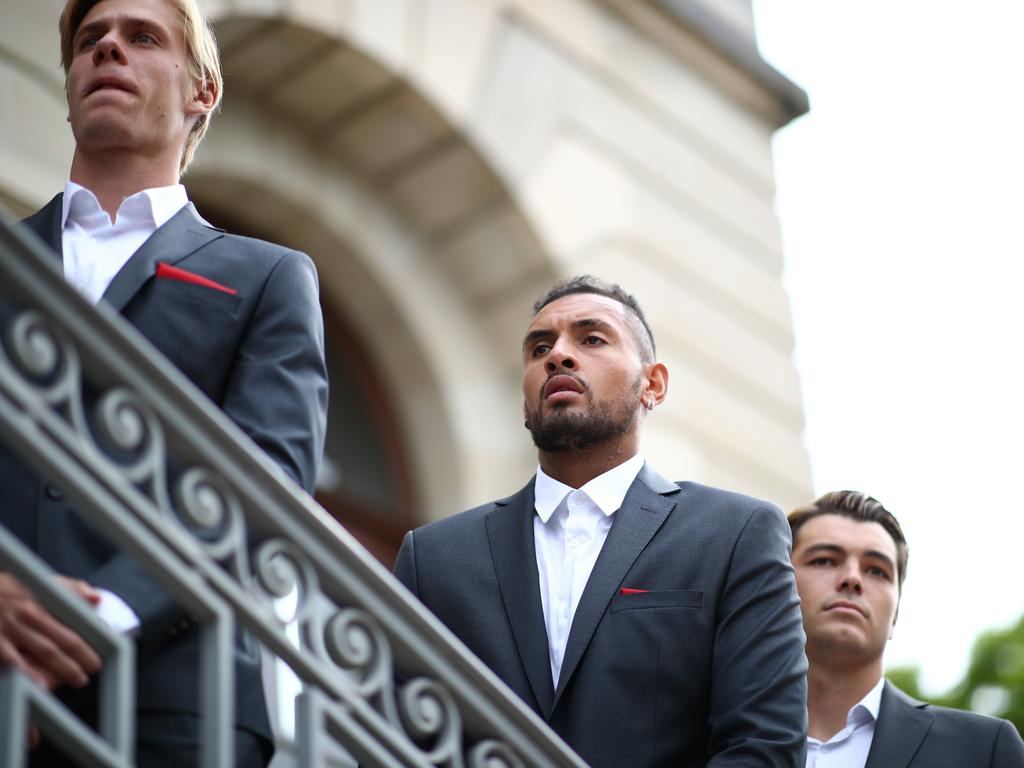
[752,1,1024,694]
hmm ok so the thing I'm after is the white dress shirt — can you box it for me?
[533,454,644,686]
[61,180,188,304]
[58,180,188,634]
[806,677,885,768]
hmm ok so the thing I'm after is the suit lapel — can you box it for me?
[485,481,556,718]
[21,194,64,258]
[865,682,933,768]
[552,463,678,707]
[101,202,222,312]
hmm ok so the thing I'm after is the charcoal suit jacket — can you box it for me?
[394,464,809,767]
[3,193,328,746]
[865,682,1024,768]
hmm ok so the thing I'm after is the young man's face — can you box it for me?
[792,513,900,667]
[66,0,208,164]
[521,293,650,453]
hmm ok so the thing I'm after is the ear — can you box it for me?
[186,75,218,118]
[889,600,900,639]
[642,362,669,407]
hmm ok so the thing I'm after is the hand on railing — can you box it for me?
[0,571,102,691]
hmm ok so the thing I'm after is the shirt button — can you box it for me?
[570,538,580,548]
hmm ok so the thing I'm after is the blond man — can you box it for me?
[2,0,328,764]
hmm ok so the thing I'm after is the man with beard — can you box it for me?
[394,276,808,767]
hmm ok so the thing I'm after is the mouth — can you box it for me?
[86,78,134,97]
[542,374,585,402]
[824,600,867,618]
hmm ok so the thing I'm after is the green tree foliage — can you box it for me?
[887,614,1024,733]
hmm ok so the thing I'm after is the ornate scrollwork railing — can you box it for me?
[0,209,586,768]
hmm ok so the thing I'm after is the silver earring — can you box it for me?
[646,400,655,411]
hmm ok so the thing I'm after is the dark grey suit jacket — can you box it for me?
[394,464,808,767]
[866,682,1024,768]
[4,194,328,743]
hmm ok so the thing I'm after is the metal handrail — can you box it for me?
[0,208,587,767]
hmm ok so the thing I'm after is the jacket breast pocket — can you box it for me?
[610,589,703,613]
[128,281,244,399]
[155,280,241,313]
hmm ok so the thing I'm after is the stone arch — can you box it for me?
[187,7,558,532]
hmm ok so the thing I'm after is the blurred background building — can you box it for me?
[2,0,810,563]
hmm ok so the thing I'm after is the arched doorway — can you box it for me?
[184,9,556,561]
[188,197,418,564]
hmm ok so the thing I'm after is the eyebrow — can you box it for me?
[75,16,169,43]
[801,542,897,571]
[522,318,617,348]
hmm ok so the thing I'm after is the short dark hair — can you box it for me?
[789,491,909,590]
[532,275,656,363]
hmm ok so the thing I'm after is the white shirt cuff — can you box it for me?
[94,589,141,636]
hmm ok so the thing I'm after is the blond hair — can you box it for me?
[58,0,223,174]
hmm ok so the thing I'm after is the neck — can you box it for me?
[70,148,180,220]
[806,656,883,741]
[538,440,638,489]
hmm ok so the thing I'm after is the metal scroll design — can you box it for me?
[0,307,536,768]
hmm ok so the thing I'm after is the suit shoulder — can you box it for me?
[674,481,785,522]
[925,702,1019,734]
[886,683,1020,739]
[214,230,310,267]
[199,230,320,303]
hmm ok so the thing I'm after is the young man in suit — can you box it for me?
[0,0,328,764]
[395,275,808,767]
[790,491,1024,767]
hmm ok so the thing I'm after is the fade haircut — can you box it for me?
[789,491,909,591]
[58,0,224,174]
[532,275,657,364]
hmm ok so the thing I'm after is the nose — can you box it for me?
[545,336,578,372]
[838,564,863,595]
[92,34,125,65]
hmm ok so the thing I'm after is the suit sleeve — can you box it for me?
[707,503,808,766]
[219,248,328,493]
[94,248,328,649]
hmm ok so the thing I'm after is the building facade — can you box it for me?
[1,0,811,562]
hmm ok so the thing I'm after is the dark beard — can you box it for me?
[526,378,642,453]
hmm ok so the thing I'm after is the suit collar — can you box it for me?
[533,454,644,522]
[61,180,189,232]
[486,479,555,718]
[21,194,63,256]
[552,462,679,707]
[21,195,223,312]
[864,681,933,768]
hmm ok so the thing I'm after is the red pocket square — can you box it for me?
[619,587,648,595]
[155,262,237,295]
